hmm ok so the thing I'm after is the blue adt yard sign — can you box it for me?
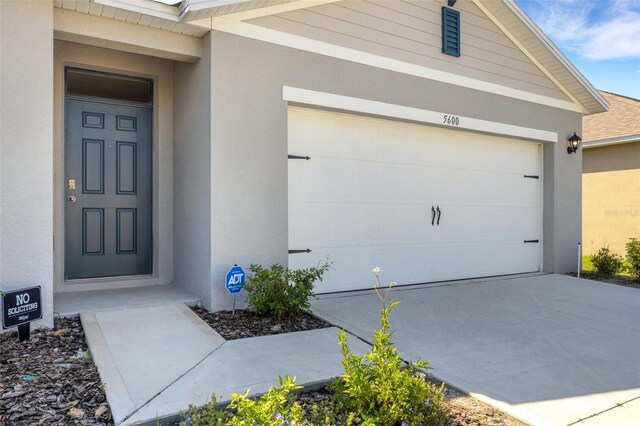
[225,265,246,294]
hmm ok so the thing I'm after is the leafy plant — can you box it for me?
[244,261,331,320]
[591,247,625,277]
[227,375,304,426]
[181,376,302,426]
[181,395,230,425]
[331,268,448,426]
[303,397,358,425]
[625,238,640,279]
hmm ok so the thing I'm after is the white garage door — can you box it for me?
[288,107,542,293]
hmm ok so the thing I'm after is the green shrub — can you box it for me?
[181,376,302,426]
[626,238,640,278]
[591,247,625,277]
[181,395,230,425]
[331,268,449,426]
[244,261,331,320]
[227,375,304,426]
[303,397,358,425]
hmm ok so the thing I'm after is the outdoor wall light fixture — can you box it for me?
[567,132,582,154]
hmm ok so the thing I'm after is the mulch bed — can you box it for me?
[240,383,525,426]
[0,317,112,426]
[190,306,332,340]
[437,381,526,426]
[568,271,640,289]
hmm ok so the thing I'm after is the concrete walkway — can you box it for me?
[55,285,199,316]
[311,274,640,426]
[81,303,369,425]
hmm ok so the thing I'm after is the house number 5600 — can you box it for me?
[443,115,460,126]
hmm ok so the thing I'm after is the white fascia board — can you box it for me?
[211,18,582,114]
[182,0,248,13]
[95,0,180,21]
[501,0,608,114]
[473,0,586,114]
[583,134,640,148]
[179,0,251,20]
[283,86,559,143]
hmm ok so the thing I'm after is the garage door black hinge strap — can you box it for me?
[288,155,311,160]
[523,240,540,243]
[524,175,539,179]
[288,249,312,254]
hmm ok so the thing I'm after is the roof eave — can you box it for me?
[503,0,609,114]
[583,133,640,148]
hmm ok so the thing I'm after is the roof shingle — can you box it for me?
[583,91,640,141]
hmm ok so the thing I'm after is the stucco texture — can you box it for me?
[0,0,54,328]
[204,30,583,310]
[583,143,640,256]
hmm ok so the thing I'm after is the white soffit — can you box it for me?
[179,0,300,21]
[475,0,608,115]
[54,0,208,38]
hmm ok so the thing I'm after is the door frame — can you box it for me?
[53,41,174,293]
[64,94,153,280]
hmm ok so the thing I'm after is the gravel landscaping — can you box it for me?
[0,317,112,426]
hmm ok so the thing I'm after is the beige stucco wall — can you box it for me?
[53,41,175,293]
[583,143,640,256]
[0,1,54,328]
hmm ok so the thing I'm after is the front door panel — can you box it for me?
[65,100,152,279]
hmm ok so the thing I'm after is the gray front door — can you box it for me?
[65,100,152,279]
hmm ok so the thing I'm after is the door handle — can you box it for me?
[436,206,441,225]
[68,195,76,203]
[431,206,436,226]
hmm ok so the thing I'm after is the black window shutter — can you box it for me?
[442,6,461,57]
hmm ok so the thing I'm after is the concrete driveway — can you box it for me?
[311,274,640,426]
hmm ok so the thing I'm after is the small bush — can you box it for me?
[181,376,302,426]
[331,268,449,426]
[244,261,331,320]
[227,375,304,426]
[181,396,230,425]
[626,238,640,279]
[591,247,625,277]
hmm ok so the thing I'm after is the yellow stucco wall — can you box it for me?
[583,143,640,256]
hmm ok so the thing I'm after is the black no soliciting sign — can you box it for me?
[2,286,42,341]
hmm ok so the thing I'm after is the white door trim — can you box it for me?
[283,86,558,143]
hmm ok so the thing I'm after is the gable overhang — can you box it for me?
[475,0,608,115]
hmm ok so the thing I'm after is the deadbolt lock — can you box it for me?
[68,179,76,191]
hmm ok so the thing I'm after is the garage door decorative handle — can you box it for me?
[523,240,539,243]
[288,249,312,254]
[436,206,442,225]
[288,155,311,160]
[431,206,436,226]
